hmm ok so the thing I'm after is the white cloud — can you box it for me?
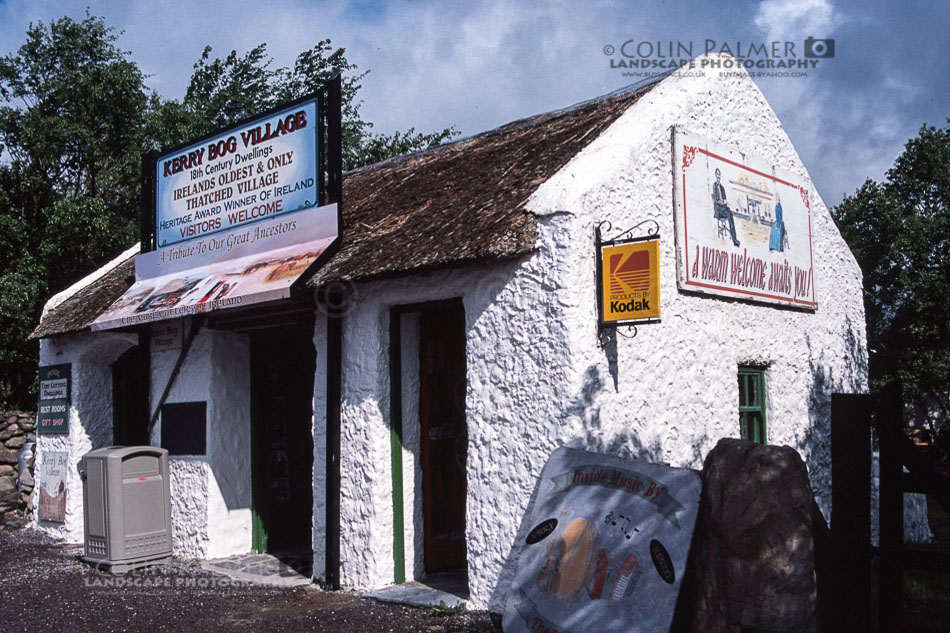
[753,0,843,41]
[0,0,946,208]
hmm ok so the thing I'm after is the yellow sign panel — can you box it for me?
[600,239,660,323]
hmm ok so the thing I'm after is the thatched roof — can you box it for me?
[307,83,654,286]
[31,257,136,339]
[31,82,654,339]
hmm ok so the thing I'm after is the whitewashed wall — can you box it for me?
[33,322,252,559]
[35,332,137,541]
[316,56,868,610]
[525,54,867,524]
[150,324,251,558]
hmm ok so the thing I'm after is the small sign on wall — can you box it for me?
[598,238,661,326]
[151,319,183,352]
[38,451,68,523]
[37,364,70,435]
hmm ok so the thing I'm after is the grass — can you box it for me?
[428,600,467,617]
[867,496,950,632]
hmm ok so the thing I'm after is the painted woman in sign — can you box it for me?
[712,168,740,247]
[769,192,787,252]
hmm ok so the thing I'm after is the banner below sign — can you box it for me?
[37,364,70,435]
[92,204,337,330]
[502,447,701,633]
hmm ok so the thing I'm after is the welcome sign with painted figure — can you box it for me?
[672,128,817,309]
[156,96,320,248]
[502,447,701,633]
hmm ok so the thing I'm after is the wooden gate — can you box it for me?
[831,383,950,632]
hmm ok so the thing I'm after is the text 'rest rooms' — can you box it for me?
[157,108,316,244]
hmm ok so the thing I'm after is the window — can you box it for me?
[738,367,767,444]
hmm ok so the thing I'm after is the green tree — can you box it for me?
[833,122,950,429]
[149,40,456,170]
[0,13,148,407]
[0,15,456,409]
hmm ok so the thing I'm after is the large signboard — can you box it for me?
[156,96,320,248]
[37,364,70,435]
[503,447,701,633]
[673,129,817,309]
[91,204,337,330]
[599,239,660,325]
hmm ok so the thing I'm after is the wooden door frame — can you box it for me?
[248,318,316,554]
[389,298,466,583]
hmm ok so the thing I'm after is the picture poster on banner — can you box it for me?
[90,205,337,330]
[502,447,701,633]
[156,97,319,248]
[38,451,68,523]
[600,239,660,324]
[37,364,70,435]
[673,128,817,309]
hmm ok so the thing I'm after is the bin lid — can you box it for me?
[82,445,168,460]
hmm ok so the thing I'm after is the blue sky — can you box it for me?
[0,0,947,207]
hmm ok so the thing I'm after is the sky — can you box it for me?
[0,0,947,208]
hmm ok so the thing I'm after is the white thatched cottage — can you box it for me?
[30,56,866,610]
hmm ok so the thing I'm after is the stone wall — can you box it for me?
[0,411,34,530]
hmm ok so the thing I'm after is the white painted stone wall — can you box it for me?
[33,316,252,560]
[35,331,138,541]
[525,55,867,525]
[150,323,251,558]
[316,56,868,610]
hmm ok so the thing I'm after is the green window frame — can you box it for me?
[738,367,767,444]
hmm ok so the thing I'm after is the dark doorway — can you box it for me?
[113,343,149,447]
[419,302,468,573]
[250,316,315,557]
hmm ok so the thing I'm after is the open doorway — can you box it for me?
[418,302,468,574]
[113,343,149,447]
[250,316,315,570]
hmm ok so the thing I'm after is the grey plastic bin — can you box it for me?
[79,446,173,573]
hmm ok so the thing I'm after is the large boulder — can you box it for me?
[673,439,823,633]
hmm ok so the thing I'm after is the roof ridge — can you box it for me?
[344,77,664,177]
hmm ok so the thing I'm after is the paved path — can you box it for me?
[201,551,313,587]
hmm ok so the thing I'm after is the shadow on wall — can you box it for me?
[79,336,139,450]
[598,328,619,392]
[799,315,868,516]
[562,365,710,472]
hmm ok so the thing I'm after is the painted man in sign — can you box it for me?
[712,168,740,247]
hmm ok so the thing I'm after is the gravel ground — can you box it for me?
[0,529,501,632]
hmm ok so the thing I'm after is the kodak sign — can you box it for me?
[600,239,660,324]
